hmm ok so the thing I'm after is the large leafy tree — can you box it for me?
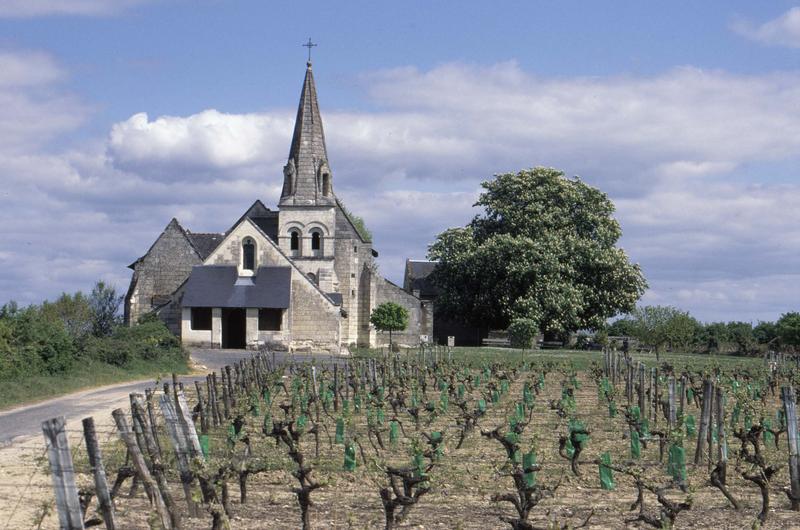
[428,167,646,335]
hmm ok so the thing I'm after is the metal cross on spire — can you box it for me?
[303,38,317,63]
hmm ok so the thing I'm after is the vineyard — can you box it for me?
[38,347,800,529]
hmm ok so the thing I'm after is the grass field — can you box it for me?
[354,345,765,372]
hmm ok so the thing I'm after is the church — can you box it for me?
[124,60,433,353]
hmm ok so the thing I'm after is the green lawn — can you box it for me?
[352,345,765,372]
[0,355,191,410]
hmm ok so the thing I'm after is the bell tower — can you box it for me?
[278,59,338,292]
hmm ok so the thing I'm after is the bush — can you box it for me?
[87,319,182,366]
[507,318,538,349]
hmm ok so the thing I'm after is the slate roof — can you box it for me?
[182,265,291,308]
[404,260,439,298]
[186,233,224,260]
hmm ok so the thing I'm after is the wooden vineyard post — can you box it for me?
[714,386,728,485]
[333,363,339,412]
[782,386,800,510]
[653,368,659,426]
[695,378,714,464]
[159,393,199,516]
[82,417,117,530]
[679,376,686,418]
[667,377,677,428]
[638,363,646,415]
[131,399,182,529]
[112,408,173,529]
[42,416,85,530]
[144,388,164,460]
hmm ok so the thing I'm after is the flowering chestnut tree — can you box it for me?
[428,167,646,336]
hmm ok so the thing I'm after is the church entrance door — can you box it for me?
[222,308,246,349]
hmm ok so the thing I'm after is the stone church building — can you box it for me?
[124,61,432,353]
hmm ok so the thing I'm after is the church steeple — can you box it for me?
[280,61,335,206]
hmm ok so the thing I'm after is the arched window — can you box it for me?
[289,230,300,253]
[310,229,323,256]
[307,272,317,285]
[242,238,255,271]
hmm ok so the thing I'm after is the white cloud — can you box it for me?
[732,7,800,48]
[3,55,800,323]
[0,0,150,18]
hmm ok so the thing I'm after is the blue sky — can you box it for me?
[1,0,800,323]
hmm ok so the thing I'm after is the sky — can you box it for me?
[1,1,800,324]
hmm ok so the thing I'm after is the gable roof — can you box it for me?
[209,215,340,308]
[128,217,202,269]
[182,265,291,308]
[186,233,224,260]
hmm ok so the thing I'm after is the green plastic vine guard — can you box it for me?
[630,429,641,458]
[377,408,385,425]
[458,384,465,399]
[761,418,775,444]
[227,424,237,448]
[538,372,545,389]
[199,434,210,459]
[438,379,447,391]
[263,389,271,406]
[344,442,357,471]
[414,452,426,478]
[523,452,536,487]
[430,431,444,458]
[744,413,752,432]
[565,436,575,458]
[492,391,500,404]
[608,402,617,418]
[389,420,399,445]
[342,399,349,414]
[335,417,345,444]
[667,444,686,483]
[685,415,696,437]
[501,380,510,394]
[440,392,449,412]
[354,394,362,412]
[296,414,308,434]
[687,387,694,402]
[478,398,487,412]
[599,451,615,490]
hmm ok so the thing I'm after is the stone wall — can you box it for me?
[125,219,201,325]
[373,277,432,348]
[202,218,341,352]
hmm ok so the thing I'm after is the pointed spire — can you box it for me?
[280,62,334,206]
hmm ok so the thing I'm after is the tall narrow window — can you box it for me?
[290,230,300,252]
[311,231,321,251]
[243,238,255,271]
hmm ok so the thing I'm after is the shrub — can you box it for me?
[507,318,538,350]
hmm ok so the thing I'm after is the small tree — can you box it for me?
[89,281,122,337]
[507,318,538,358]
[370,302,409,350]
